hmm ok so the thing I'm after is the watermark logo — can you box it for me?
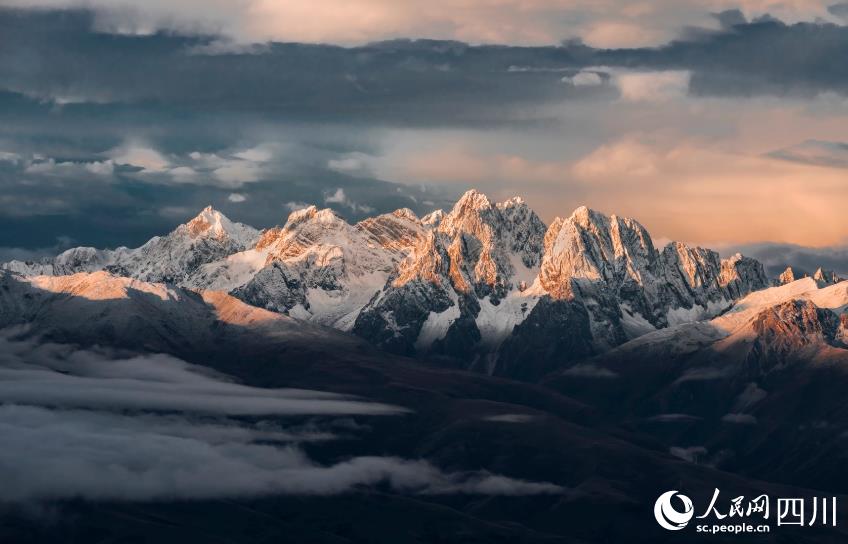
[653,489,837,535]
[654,490,695,531]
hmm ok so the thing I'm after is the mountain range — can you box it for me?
[5,189,845,381]
[4,190,848,542]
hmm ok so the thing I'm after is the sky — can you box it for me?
[1,1,847,274]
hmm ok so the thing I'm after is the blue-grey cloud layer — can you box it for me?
[1,7,847,254]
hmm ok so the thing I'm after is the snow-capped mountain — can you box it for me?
[353,190,547,365]
[231,206,427,330]
[0,270,370,370]
[2,206,259,284]
[1,189,776,377]
[108,206,259,284]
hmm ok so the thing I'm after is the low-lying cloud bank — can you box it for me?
[0,335,403,416]
[0,332,564,502]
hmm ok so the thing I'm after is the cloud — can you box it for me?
[831,2,848,20]
[233,145,274,163]
[0,335,404,417]
[614,70,691,102]
[2,0,838,48]
[212,161,264,186]
[768,139,848,169]
[23,158,115,177]
[228,192,247,203]
[377,144,572,189]
[721,242,848,277]
[582,20,667,48]
[284,201,311,212]
[0,151,21,164]
[0,404,563,502]
[168,165,198,182]
[0,333,563,502]
[324,188,348,204]
[188,147,272,188]
[568,136,848,246]
[109,143,170,173]
[561,70,604,86]
[327,152,376,177]
[3,7,848,254]
[572,138,661,178]
[324,188,375,214]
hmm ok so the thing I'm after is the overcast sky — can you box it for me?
[0,1,847,273]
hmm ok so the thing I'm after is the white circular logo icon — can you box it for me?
[654,490,694,531]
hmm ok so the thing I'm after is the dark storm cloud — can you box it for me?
[0,9,600,126]
[723,243,848,278]
[3,8,848,119]
[0,87,458,250]
[2,6,848,253]
[590,15,848,97]
[0,332,564,502]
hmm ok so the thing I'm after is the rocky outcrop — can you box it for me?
[748,299,841,369]
[778,266,796,285]
[813,267,841,286]
[353,190,546,359]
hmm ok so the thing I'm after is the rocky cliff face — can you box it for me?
[0,189,774,379]
[778,266,797,285]
[492,206,768,377]
[813,267,842,286]
[228,206,426,330]
[353,192,768,378]
[352,190,547,363]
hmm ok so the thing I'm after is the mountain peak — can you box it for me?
[567,205,610,230]
[421,209,444,227]
[453,189,492,211]
[284,205,344,228]
[813,267,840,285]
[185,206,230,239]
[391,208,419,222]
[179,206,258,250]
[778,266,796,285]
[497,196,526,209]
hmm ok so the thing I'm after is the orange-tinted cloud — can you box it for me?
[377,135,848,247]
[8,0,840,46]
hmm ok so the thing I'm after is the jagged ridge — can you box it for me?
[2,190,783,378]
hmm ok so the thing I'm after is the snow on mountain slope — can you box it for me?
[228,206,427,330]
[353,190,547,358]
[713,277,822,333]
[2,207,259,285]
[0,190,775,379]
[0,270,365,358]
[2,246,121,276]
[184,248,270,292]
[711,276,848,338]
[107,207,259,284]
[500,204,769,371]
[588,278,848,375]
